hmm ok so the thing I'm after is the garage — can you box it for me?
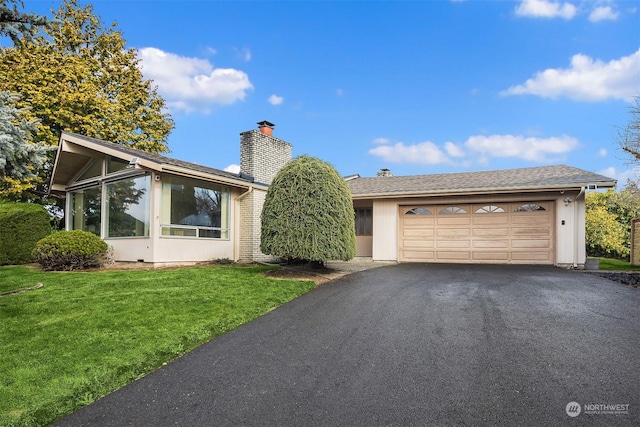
[399,201,554,264]
[347,165,616,267]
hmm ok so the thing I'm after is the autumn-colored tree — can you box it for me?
[585,184,640,260]
[0,0,173,200]
[261,155,356,265]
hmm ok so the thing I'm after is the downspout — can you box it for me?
[234,187,254,261]
[573,186,586,268]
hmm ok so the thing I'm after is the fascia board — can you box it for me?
[350,182,617,200]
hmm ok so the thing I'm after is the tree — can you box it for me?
[260,155,357,265]
[0,0,173,201]
[585,184,640,260]
[618,96,640,162]
[0,0,47,43]
[0,91,51,195]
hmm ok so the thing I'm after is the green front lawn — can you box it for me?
[0,264,315,427]
[597,258,640,271]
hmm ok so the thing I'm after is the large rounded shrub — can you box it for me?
[0,202,52,265]
[260,155,356,264]
[32,230,108,271]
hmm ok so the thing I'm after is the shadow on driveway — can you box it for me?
[55,264,640,426]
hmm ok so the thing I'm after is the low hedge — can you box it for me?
[32,230,108,271]
[0,202,52,265]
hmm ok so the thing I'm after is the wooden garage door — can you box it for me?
[399,202,554,264]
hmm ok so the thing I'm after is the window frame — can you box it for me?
[160,175,230,240]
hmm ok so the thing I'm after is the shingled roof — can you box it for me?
[61,131,247,182]
[347,165,616,198]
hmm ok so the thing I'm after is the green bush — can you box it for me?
[0,202,52,265]
[32,230,108,271]
[261,155,356,264]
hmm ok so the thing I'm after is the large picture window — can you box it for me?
[106,175,150,237]
[69,186,102,235]
[161,176,229,239]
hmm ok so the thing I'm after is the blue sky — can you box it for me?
[30,0,640,183]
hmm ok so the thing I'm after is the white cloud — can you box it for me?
[235,47,251,61]
[501,49,640,101]
[268,94,284,105]
[464,134,579,162]
[444,141,466,157]
[598,148,608,157]
[589,5,619,22]
[597,166,638,184]
[369,141,453,165]
[368,134,580,165]
[224,164,241,174]
[137,47,253,112]
[372,137,392,145]
[515,0,577,19]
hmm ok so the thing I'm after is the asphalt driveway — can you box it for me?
[56,264,640,426]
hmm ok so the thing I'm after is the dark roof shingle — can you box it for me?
[347,165,616,197]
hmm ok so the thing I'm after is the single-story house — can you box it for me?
[50,122,616,268]
[49,121,290,264]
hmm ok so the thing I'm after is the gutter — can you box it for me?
[350,182,616,200]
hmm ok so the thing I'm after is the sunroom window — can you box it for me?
[106,175,150,237]
[69,185,102,235]
[161,176,229,239]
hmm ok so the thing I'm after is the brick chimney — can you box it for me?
[377,168,394,177]
[257,120,274,136]
[240,121,292,185]
[238,121,293,263]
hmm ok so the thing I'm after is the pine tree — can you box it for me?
[261,155,357,264]
[0,91,50,196]
[0,0,47,43]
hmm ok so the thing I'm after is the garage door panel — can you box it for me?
[437,228,471,238]
[403,228,435,238]
[472,251,509,261]
[404,240,435,248]
[403,217,435,227]
[403,250,435,260]
[437,240,471,248]
[437,217,470,226]
[512,227,550,236]
[473,216,508,225]
[436,251,471,260]
[511,215,550,224]
[473,239,510,248]
[511,251,550,261]
[399,202,554,264]
[512,239,550,248]
[473,228,509,237]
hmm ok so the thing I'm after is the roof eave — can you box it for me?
[350,181,617,200]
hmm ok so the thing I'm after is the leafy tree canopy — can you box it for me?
[585,182,640,260]
[261,155,357,264]
[0,0,173,201]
